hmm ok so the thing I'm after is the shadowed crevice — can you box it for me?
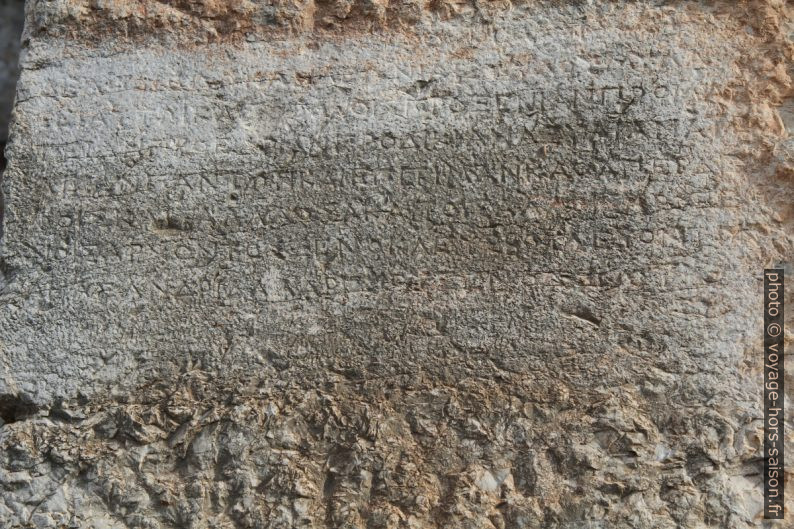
[0,0,24,242]
[0,392,37,425]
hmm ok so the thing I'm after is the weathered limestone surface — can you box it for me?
[0,1,792,527]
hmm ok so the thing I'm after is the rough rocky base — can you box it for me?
[0,1,792,527]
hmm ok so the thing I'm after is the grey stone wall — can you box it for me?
[0,1,792,527]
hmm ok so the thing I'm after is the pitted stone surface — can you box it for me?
[0,1,792,527]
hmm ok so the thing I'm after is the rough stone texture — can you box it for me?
[0,1,792,527]
[0,0,24,144]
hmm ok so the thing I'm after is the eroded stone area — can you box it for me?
[0,1,792,527]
